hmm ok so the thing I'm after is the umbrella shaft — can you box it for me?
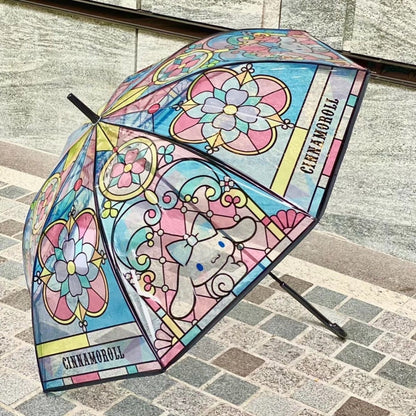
[67,93,100,124]
[270,272,347,339]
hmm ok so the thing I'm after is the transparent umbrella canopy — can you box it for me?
[23,29,369,391]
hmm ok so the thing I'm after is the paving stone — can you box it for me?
[303,286,347,309]
[155,384,214,416]
[261,291,308,317]
[333,396,390,416]
[372,311,416,336]
[249,362,307,394]
[168,356,219,387]
[213,348,265,377]
[0,235,17,252]
[0,259,23,280]
[0,277,16,299]
[66,409,99,416]
[377,358,416,388]
[67,382,127,411]
[203,404,252,416]
[0,304,30,335]
[0,219,24,237]
[245,391,301,416]
[1,288,31,311]
[244,284,275,305]
[16,192,36,205]
[0,333,22,358]
[254,337,305,365]
[294,353,344,382]
[260,314,307,340]
[374,332,416,362]
[291,380,345,413]
[227,301,271,326]
[0,198,15,214]
[335,342,385,372]
[15,327,34,345]
[270,274,313,294]
[332,368,386,399]
[0,408,15,416]
[204,373,258,405]
[342,319,383,346]
[297,410,323,416]
[16,392,75,416]
[0,344,38,380]
[0,368,39,406]
[120,373,176,400]
[0,185,30,200]
[337,298,383,323]
[212,320,268,350]
[105,395,163,416]
[377,384,416,415]
[296,328,345,355]
[189,336,226,361]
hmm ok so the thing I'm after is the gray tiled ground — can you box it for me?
[335,343,386,372]
[204,373,259,405]
[337,298,383,323]
[291,380,345,413]
[105,395,164,416]
[303,286,347,309]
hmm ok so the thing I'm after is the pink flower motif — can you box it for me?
[272,209,306,233]
[154,323,177,357]
[110,148,146,188]
[159,54,201,81]
[171,68,290,155]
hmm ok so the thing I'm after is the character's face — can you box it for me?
[182,232,235,285]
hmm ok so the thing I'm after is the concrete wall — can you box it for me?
[1,0,415,263]
[91,0,416,65]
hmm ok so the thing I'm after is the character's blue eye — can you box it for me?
[196,263,204,271]
[218,241,225,248]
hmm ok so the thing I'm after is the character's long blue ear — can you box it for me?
[221,217,256,243]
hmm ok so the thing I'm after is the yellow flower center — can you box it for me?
[223,104,238,115]
[67,261,76,275]
[124,163,132,173]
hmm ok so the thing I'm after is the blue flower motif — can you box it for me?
[158,144,175,164]
[45,223,99,312]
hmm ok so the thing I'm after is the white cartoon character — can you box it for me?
[167,213,256,319]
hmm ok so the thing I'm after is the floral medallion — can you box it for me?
[170,67,291,155]
[153,50,213,85]
[37,209,107,327]
[99,137,157,201]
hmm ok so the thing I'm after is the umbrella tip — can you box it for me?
[67,93,100,124]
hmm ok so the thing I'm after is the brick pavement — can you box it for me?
[0,166,416,416]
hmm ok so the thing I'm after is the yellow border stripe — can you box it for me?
[162,315,184,339]
[246,197,285,240]
[271,127,308,196]
[36,333,89,358]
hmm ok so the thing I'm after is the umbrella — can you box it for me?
[23,29,369,391]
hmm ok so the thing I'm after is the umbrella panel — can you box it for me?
[26,122,315,390]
